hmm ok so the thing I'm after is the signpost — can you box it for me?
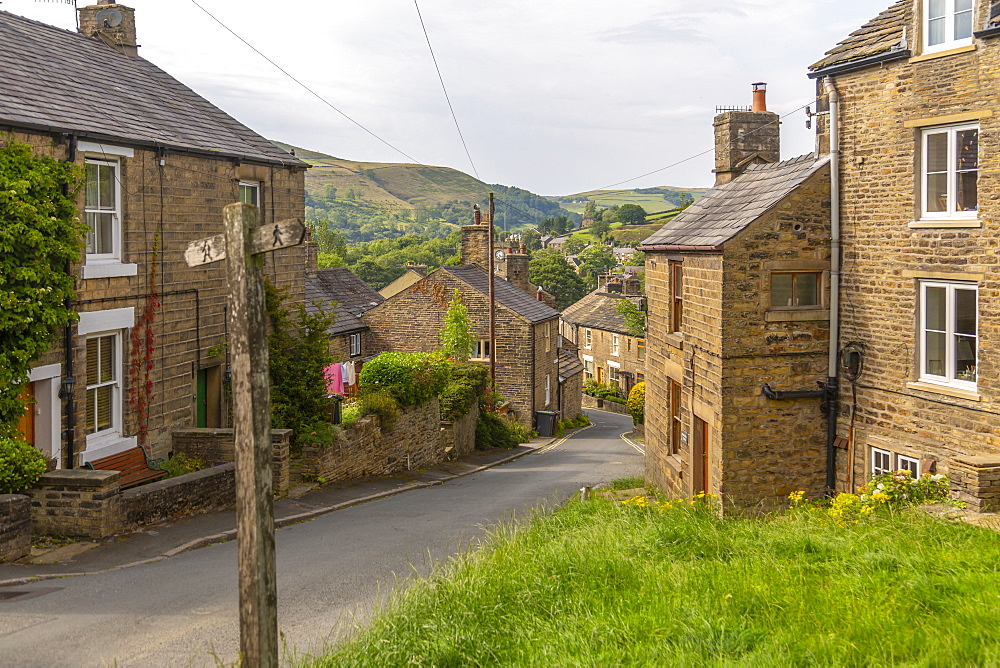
[185,204,305,667]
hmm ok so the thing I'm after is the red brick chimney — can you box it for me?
[78,2,139,57]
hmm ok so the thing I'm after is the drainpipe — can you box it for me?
[62,134,78,469]
[824,76,842,494]
[761,383,825,400]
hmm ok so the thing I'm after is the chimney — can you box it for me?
[713,82,780,185]
[78,2,139,57]
[461,205,491,268]
[502,246,534,295]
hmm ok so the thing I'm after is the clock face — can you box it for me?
[495,250,505,260]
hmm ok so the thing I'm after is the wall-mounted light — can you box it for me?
[58,376,76,399]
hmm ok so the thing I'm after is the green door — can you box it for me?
[196,368,207,428]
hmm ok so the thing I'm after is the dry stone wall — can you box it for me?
[0,495,31,562]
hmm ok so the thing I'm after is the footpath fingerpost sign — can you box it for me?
[185,203,305,666]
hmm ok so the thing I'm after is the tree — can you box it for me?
[529,253,588,309]
[0,141,84,435]
[578,245,617,281]
[521,229,542,252]
[626,250,645,266]
[583,200,598,221]
[617,204,647,225]
[616,299,646,337]
[677,192,695,210]
[601,205,620,222]
[562,237,588,256]
[588,219,611,240]
[439,290,474,362]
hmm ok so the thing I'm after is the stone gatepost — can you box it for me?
[28,469,122,538]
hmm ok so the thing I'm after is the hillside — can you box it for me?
[552,186,707,216]
[273,142,578,243]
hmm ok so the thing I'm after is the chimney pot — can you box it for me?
[519,243,527,255]
[752,82,767,112]
[473,205,481,225]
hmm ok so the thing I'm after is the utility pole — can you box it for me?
[488,193,496,384]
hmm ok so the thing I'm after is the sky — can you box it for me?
[3,0,885,195]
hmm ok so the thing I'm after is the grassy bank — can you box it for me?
[313,492,1000,666]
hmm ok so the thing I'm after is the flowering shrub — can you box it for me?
[789,471,963,526]
[627,382,645,425]
[620,491,719,514]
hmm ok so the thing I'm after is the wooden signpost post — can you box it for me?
[185,203,305,667]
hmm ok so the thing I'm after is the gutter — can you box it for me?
[823,76,842,495]
[807,49,911,79]
[761,383,825,400]
[635,244,723,253]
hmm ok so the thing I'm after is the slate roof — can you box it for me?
[558,349,585,381]
[638,154,829,249]
[444,265,560,324]
[0,10,304,166]
[810,1,909,72]
[561,291,641,335]
[306,268,384,335]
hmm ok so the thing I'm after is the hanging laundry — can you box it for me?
[324,363,344,395]
[343,361,356,386]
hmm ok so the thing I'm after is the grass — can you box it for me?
[311,490,1000,667]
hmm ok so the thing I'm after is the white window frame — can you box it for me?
[582,354,594,380]
[584,328,592,349]
[84,158,122,260]
[82,148,137,279]
[471,339,491,360]
[897,455,921,479]
[871,447,893,476]
[239,181,260,207]
[544,374,551,406]
[921,124,979,220]
[349,333,362,357]
[922,0,975,54]
[918,280,978,389]
[84,331,127,448]
[611,334,620,356]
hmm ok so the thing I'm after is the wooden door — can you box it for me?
[15,383,35,445]
[693,415,709,494]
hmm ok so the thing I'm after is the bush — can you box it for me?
[298,421,344,448]
[476,412,519,450]
[0,437,47,494]
[584,380,625,402]
[359,390,400,432]
[439,363,490,422]
[341,402,361,427]
[359,352,451,407]
[627,382,645,425]
[158,453,205,479]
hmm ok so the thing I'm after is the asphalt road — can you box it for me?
[0,409,641,667]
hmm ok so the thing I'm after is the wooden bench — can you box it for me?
[86,447,168,489]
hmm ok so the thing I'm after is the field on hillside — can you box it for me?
[556,187,706,216]
[316,492,1000,666]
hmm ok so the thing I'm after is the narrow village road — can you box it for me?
[0,410,640,667]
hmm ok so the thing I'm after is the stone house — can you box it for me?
[379,262,429,299]
[561,274,647,398]
[3,3,307,467]
[807,0,1000,510]
[639,86,833,509]
[362,220,581,430]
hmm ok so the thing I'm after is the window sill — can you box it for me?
[664,332,684,349]
[910,43,976,63]
[82,433,138,463]
[82,261,138,279]
[765,308,829,323]
[909,219,982,229]
[906,381,981,402]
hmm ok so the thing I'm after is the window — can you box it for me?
[871,447,893,476]
[608,364,620,388]
[636,371,645,383]
[923,0,974,53]
[919,280,977,387]
[85,159,121,260]
[771,272,821,308]
[670,381,682,455]
[239,181,260,206]
[584,328,592,349]
[871,447,921,479]
[86,334,121,437]
[472,340,491,360]
[611,334,620,356]
[922,124,978,219]
[583,356,594,380]
[546,321,552,352]
[349,333,362,357]
[637,339,646,362]
[544,374,551,406]
[670,262,683,333]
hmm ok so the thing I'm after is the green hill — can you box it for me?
[552,186,707,215]
[272,142,578,244]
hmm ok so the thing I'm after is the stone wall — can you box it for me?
[171,428,291,497]
[0,495,31,562]
[440,401,479,459]
[122,464,236,530]
[28,469,122,538]
[811,3,1000,507]
[303,398,470,483]
[947,455,1000,513]
[582,394,629,416]
[15,127,305,467]
[561,371,584,420]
